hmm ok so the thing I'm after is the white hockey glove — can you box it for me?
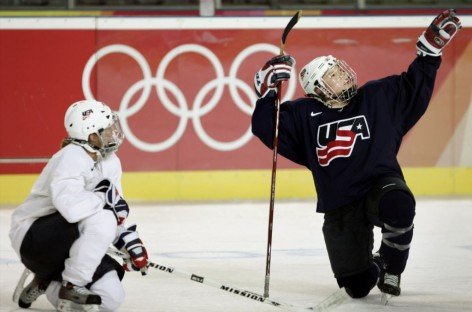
[254,54,295,98]
[114,224,149,274]
[94,179,128,225]
[416,9,462,57]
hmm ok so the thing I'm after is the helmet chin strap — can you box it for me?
[326,100,348,109]
[306,93,348,109]
[69,140,103,161]
[84,143,104,160]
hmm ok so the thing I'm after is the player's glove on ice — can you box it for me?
[254,54,295,98]
[114,224,149,274]
[94,179,128,225]
[417,9,461,57]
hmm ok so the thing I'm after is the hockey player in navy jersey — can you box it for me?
[252,10,461,299]
[9,100,149,311]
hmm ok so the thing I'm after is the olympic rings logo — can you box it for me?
[82,43,297,152]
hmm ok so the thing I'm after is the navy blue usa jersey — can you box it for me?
[252,56,441,213]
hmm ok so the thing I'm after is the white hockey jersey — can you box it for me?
[9,144,123,257]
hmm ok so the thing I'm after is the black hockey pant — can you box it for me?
[20,212,124,286]
[322,177,415,297]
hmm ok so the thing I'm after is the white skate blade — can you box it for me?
[12,267,31,303]
[312,288,351,311]
[381,292,393,305]
[57,299,100,312]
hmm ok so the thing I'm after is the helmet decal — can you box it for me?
[82,109,93,120]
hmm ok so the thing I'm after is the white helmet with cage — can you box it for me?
[299,55,357,109]
[64,100,124,158]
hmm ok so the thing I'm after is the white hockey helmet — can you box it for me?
[299,55,357,109]
[64,100,124,158]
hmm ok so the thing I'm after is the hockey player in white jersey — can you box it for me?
[9,100,149,311]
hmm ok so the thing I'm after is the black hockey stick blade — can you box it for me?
[280,10,302,54]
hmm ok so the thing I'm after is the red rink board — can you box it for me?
[1,25,470,173]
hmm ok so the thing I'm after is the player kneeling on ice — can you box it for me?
[9,100,149,312]
[252,10,461,299]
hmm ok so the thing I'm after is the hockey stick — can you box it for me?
[265,10,302,299]
[107,247,349,312]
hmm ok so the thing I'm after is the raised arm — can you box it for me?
[370,10,462,134]
[252,55,307,166]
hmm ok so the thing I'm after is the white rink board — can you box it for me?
[1,198,471,311]
[1,15,472,30]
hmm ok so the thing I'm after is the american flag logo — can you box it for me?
[82,109,93,120]
[316,115,370,166]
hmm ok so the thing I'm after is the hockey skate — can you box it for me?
[17,274,51,308]
[378,271,401,296]
[373,252,400,305]
[12,267,31,304]
[57,281,101,312]
[378,270,401,305]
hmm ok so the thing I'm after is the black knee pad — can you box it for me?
[379,191,415,227]
[337,264,380,298]
[365,177,415,227]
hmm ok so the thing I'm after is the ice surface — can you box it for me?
[1,198,471,311]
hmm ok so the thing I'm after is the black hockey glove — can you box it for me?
[254,54,295,98]
[416,9,461,57]
[94,179,128,225]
